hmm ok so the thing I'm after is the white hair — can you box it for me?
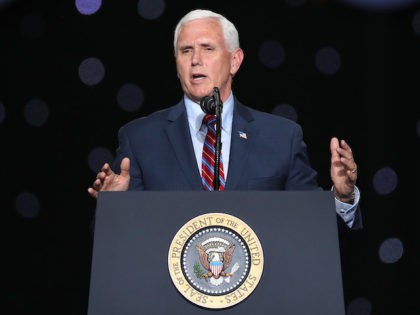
[173,9,240,55]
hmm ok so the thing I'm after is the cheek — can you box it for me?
[176,59,188,73]
[176,65,188,82]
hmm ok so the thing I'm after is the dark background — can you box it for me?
[2,0,419,314]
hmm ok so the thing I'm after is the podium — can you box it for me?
[88,191,345,315]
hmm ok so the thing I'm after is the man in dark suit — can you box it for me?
[88,9,362,230]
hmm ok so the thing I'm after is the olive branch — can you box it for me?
[193,262,206,279]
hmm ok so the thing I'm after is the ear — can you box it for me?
[230,48,244,77]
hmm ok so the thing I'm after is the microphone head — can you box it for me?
[200,94,216,115]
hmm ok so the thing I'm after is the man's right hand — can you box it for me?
[87,157,131,199]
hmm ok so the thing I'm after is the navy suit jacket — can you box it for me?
[113,98,319,191]
[112,97,362,229]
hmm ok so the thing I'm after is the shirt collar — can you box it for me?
[184,92,234,134]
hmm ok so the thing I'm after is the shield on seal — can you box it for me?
[210,260,223,277]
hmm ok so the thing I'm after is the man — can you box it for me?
[88,9,362,229]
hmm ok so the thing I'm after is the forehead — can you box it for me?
[177,18,224,46]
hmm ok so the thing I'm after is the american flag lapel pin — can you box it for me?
[238,131,247,139]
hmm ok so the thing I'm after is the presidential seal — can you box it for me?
[168,213,264,309]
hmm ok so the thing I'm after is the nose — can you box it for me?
[191,50,202,66]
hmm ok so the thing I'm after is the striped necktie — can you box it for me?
[201,114,225,191]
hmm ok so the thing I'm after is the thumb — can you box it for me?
[120,157,131,178]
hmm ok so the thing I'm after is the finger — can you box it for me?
[340,155,356,169]
[337,143,355,162]
[120,157,131,178]
[100,163,111,175]
[339,140,353,157]
[93,178,103,190]
[330,137,340,161]
[87,187,98,199]
[340,139,351,149]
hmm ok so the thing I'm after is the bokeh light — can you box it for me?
[379,237,404,264]
[372,167,398,195]
[78,57,106,86]
[88,146,114,173]
[117,83,144,112]
[258,40,286,69]
[15,192,41,219]
[75,0,102,16]
[272,103,298,122]
[24,98,49,127]
[315,46,341,76]
[137,0,165,20]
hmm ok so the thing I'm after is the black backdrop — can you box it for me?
[2,1,419,314]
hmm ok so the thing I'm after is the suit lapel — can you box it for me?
[225,101,256,190]
[165,101,203,190]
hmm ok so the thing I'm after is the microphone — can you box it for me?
[200,87,222,115]
[200,87,223,191]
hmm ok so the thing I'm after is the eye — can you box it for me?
[180,47,192,54]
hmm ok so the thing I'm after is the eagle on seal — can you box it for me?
[195,239,235,280]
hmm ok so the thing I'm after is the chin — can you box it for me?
[189,91,212,102]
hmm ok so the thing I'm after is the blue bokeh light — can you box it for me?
[137,0,165,20]
[75,0,102,15]
[258,40,286,69]
[15,192,41,219]
[315,46,341,76]
[78,57,105,86]
[24,99,49,127]
[379,237,404,264]
[117,83,144,112]
[372,167,398,195]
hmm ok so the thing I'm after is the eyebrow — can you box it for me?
[178,41,214,51]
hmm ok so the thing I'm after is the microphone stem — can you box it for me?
[213,88,222,191]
